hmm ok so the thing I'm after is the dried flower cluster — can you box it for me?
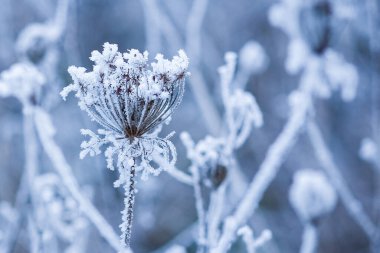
[61,42,189,248]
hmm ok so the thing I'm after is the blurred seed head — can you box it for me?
[289,169,337,223]
[239,41,268,74]
[299,0,332,55]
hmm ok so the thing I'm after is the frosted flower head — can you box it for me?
[0,63,45,107]
[181,132,228,188]
[239,41,268,74]
[289,169,337,223]
[62,42,189,139]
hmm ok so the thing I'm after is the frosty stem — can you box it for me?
[307,120,377,240]
[211,83,312,253]
[190,165,207,253]
[122,159,136,249]
[23,109,41,253]
[207,185,226,248]
[300,223,318,253]
[33,107,121,252]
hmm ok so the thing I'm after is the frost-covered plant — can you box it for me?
[289,169,337,253]
[268,0,378,245]
[179,51,265,253]
[62,42,189,248]
[269,0,358,101]
[0,57,121,252]
[0,63,45,108]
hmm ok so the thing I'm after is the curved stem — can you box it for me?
[307,120,377,240]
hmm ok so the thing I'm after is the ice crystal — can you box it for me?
[289,169,337,223]
[62,42,189,248]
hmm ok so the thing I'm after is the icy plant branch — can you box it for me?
[179,51,265,253]
[307,121,377,239]
[62,42,189,249]
[0,62,123,252]
[289,169,337,253]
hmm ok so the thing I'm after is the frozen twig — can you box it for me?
[207,185,226,248]
[153,154,193,186]
[190,164,207,253]
[307,120,377,240]
[23,109,40,253]
[211,83,313,253]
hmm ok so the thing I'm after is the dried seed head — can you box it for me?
[62,42,189,139]
[300,0,332,55]
[207,163,228,189]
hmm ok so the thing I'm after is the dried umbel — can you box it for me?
[62,42,188,140]
[62,42,189,248]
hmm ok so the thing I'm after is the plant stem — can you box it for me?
[307,120,377,240]
[300,224,317,253]
[122,160,136,249]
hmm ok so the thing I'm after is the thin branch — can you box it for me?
[153,154,192,185]
[211,86,312,253]
[190,165,207,253]
[307,120,377,240]
[23,110,40,253]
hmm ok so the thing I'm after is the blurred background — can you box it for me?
[0,0,379,252]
